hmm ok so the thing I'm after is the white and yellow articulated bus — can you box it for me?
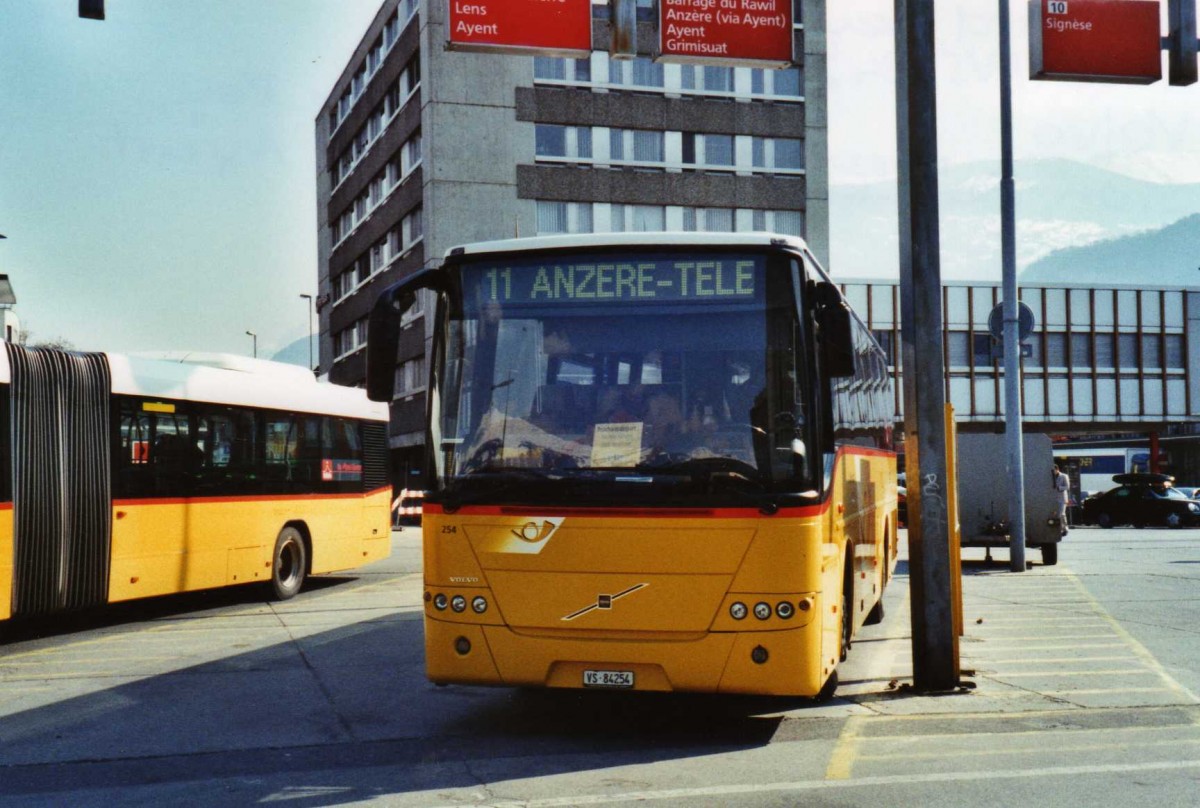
[0,347,391,625]
[367,233,897,698]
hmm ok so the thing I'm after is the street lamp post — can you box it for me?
[245,330,257,358]
[300,293,315,374]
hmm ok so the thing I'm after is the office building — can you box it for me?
[315,0,826,485]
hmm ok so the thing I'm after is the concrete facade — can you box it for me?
[315,0,826,487]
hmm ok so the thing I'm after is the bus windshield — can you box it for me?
[434,250,812,505]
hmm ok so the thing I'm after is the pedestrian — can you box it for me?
[1052,465,1070,536]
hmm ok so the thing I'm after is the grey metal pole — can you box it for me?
[999,0,1027,572]
[301,293,315,373]
[895,0,959,691]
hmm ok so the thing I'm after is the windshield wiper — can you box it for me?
[441,466,558,511]
[634,457,779,514]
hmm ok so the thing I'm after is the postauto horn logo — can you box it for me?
[501,517,564,554]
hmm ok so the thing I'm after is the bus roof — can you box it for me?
[444,232,812,260]
[0,349,387,422]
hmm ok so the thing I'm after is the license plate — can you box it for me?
[583,669,634,688]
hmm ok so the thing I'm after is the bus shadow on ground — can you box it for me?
[0,609,838,804]
[0,575,360,645]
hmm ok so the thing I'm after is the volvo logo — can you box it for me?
[562,584,649,622]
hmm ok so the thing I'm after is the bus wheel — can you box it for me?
[839,569,852,662]
[271,526,308,600]
[1041,543,1058,566]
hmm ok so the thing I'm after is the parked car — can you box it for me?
[1080,473,1200,528]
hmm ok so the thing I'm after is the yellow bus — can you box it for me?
[367,233,896,698]
[0,347,391,623]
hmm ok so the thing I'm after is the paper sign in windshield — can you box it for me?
[591,422,643,467]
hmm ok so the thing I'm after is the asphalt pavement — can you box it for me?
[0,525,1197,806]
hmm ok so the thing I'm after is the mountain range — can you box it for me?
[828,158,1200,283]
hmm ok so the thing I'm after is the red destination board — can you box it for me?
[1029,0,1162,84]
[446,0,592,57]
[658,0,794,67]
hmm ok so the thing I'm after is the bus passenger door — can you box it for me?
[110,400,191,602]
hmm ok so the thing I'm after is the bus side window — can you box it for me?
[116,401,154,498]
[195,408,259,493]
[264,416,298,483]
[321,417,365,488]
[150,411,196,496]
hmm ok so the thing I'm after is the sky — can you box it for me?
[1,0,1198,356]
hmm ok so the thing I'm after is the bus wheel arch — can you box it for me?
[271,523,311,600]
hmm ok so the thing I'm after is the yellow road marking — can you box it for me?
[858,736,1200,762]
[824,714,866,780]
[997,669,1157,678]
[1063,574,1200,704]
[985,655,1140,665]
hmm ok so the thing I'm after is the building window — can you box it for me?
[1166,334,1185,370]
[1117,333,1138,369]
[752,137,804,172]
[681,65,734,93]
[681,207,734,232]
[1045,332,1068,368]
[334,317,369,359]
[1070,333,1092,367]
[535,124,592,159]
[401,55,421,99]
[401,207,423,252]
[395,355,427,397]
[609,128,663,164]
[682,133,734,168]
[611,204,664,232]
[751,209,804,236]
[610,56,663,88]
[536,201,594,235]
[534,56,590,83]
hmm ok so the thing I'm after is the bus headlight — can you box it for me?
[433,593,448,611]
[776,601,795,620]
[754,602,772,620]
[730,602,748,620]
[451,595,467,613]
[471,596,488,614]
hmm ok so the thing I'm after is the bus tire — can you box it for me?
[271,526,308,600]
[1041,543,1058,566]
[839,563,853,662]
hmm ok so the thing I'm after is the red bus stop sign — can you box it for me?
[658,0,794,67]
[447,0,592,58]
[1029,0,1163,84]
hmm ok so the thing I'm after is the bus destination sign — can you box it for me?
[446,0,593,58]
[658,0,794,67]
[467,256,763,309]
[1029,0,1162,84]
